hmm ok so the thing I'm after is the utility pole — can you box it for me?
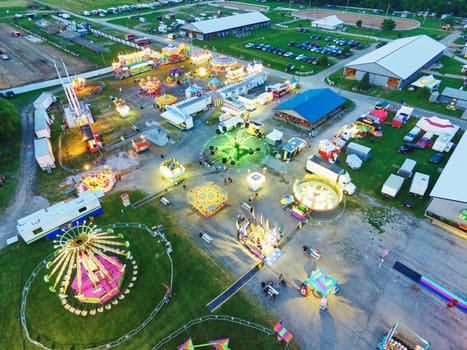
[385,3,391,18]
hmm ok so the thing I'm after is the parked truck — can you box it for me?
[305,155,356,195]
[409,172,430,197]
[397,158,417,179]
[346,142,372,161]
[381,174,404,198]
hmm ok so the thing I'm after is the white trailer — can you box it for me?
[175,94,211,116]
[381,174,404,198]
[17,191,102,244]
[256,91,273,105]
[218,73,267,99]
[409,172,430,197]
[218,115,244,133]
[34,137,55,171]
[346,142,372,161]
[33,92,56,110]
[432,129,458,152]
[397,158,417,179]
[161,106,194,130]
[34,109,51,138]
[306,155,356,195]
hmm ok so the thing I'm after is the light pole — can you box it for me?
[345,0,350,12]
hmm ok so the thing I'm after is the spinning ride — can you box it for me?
[44,223,131,305]
[210,55,238,72]
[76,170,116,195]
[139,76,163,96]
[160,158,185,183]
[187,182,228,218]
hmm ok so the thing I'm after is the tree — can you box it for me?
[381,18,396,31]
[317,54,328,66]
[356,20,363,28]
[357,72,370,91]
[0,99,21,142]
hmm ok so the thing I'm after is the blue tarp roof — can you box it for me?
[275,88,345,123]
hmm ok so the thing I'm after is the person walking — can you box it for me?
[320,297,328,310]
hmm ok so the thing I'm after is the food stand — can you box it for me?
[378,321,430,350]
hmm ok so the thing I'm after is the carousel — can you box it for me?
[186,182,228,218]
[44,222,132,308]
[160,158,185,183]
[210,54,238,73]
[76,169,116,195]
[155,94,177,111]
[139,76,163,97]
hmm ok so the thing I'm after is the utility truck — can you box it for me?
[305,155,356,195]
[409,172,430,197]
[381,174,404,198]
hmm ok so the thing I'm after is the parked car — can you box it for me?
[288,41,296,46]
[403,126,421,142]
[416,132,435,148]
[245,43,256,48]
[430,152,443,164]
[397,143,420,154]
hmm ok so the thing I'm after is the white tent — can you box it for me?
[311,15,344,30]
[266,129,283,145]
[410,75,441,91]
[416,116,459,136]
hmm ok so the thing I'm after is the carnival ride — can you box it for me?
[72,77,103,98]
[236,213,282,262]
[113,97,130,118]
[160,158,185,183]
[178,338,230,350]
[160,43,190,65]
[139,76,163,97]
[186,182,228,218]
[202,129,268,167]
[112,48,160,79]
[166,68,182,86]
[378,322,430,350]
[210,55,239,73]
[76,170,115,195]
[44,222,131,305]
[300,268,339,298]
[292,175,342,212]
[155,94,177,111]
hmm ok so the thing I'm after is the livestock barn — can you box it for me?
[344,35,445,89]
[274,88,345,130]
[181,11,270,40]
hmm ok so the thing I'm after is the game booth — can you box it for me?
[186,182,228,218]
[185,83,204,98]
[114,98,130,118]
[208,76,222,90]
[236,213,283,265]
[112,48,160,79]
[159,43,190,65]
[378,321,430,350]
[190,48,212,65]
[210,54,239,73]
[300,268,339,298]
[246,60,264,75]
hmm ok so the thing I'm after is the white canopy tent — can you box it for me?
[410,75,441,91]
[416,116,459,136]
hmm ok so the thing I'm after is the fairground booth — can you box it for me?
[160,158,185,184]
[378,321,430,350]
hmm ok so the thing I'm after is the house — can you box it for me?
[274,88,345,130]
[344,35,446,89]
[181,11,270,40]
[311,15,344,31]
[426,131,467,238]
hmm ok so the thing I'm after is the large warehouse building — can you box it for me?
[344,35,445,89]
[425,131,467,239]
[274,88,345,130]
[181,11,270,40]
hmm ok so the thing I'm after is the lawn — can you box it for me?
[430,55,465,75]
[343,118,463,219]
[1,190,297,350]
[328,69,464,118]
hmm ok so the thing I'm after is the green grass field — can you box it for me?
[1,190,297,350]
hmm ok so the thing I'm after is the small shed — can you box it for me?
[311,15,344,31]
[438,87,467,110]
